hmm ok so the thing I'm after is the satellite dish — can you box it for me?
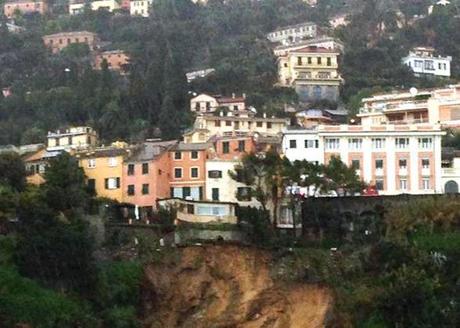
[410,87,418,96]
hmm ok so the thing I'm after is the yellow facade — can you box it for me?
[78,152,126,202]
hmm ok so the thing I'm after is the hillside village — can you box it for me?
[1,1,460,327]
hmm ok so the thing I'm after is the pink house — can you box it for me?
[122,140,177,219]
[3,0,48,18]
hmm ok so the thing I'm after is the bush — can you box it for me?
[103,306,140,328]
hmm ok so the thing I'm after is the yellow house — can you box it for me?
[47,126,98,151]
[277,46,341,103]
[75,146,131,202]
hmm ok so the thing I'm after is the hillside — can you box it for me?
[141,245,332,328]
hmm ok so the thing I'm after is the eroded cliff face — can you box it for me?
[141,245,332,328]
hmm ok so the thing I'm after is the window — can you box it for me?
[375,159,384,169]
[191,167,199,178]
[422,159,430,169]
[127,164,135,175]
[195,102,200,111]
[206,102,211,111]
[226,120,232,126]
[142,184,149,195]
[414,60,423,68]
[327,57,331,66]
[88,159,96,168]
[297,57,302,65]
[256,121,263,127]
[127,185,135,196]
[108,157,118,167]
[399,179,408,190]
[233,105,238,111]
[304,140,318,148]
[317,57,322,65]
[325,138,340,150]
[375,179,384,191]
[191,151,199,159]
[142,163,149,174]
[307,57,312,64]
[222,141,230,154]
[208,170,222,179]
[395,138,409,149]
[267,122,272,129]
[424,60,435,70]
[215,120,221,127]
[212,188,219,201]
[348,138,362,150]
[87,179,95,192]
[238,140,245,152]
[187,204,194,214]
[174,168,182,179]
[351,160,360,170]
[399,159,407,169]
[422,179,430,190]
[105,177,120,190]
[372,138,386,149]
[174,151,182,160]
[418,138,432,149]
[289,140,297,149]
[237,187,252,201]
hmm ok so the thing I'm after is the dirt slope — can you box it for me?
[141,245,332,328]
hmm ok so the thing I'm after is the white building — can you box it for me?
[190,93,246,114]
[205,159,259,206]
[186,68,215,83]
[267,22,317,45]
[441,156,460,193]
[402,47,452,78]
[69,0,120,15]
[282,124,445,195]
[274,36,344,57]
[130,0,153,17]
[282,128,322,163]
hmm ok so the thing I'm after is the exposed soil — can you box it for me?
[141,245,332,328]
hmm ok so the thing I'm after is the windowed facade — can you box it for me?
[325,138,340,150]
[208,170,222,179]
[399,159,407,169]
[191,167,199,178]
[395,138,410,149]
[127,163,135,175]
[88,159,96,168]
[105,177,120,190]
[372,138,385,149]
[222,141,230,154]
[127,184,135,196]
[348,138,362,150]
[289,140,297,149]
[375,159,384,169]
[174,168,182,179]
[174,151,182,160]
[305,140,319,148]
[418,138,432,149]
[142,184,149,195]
[142,163,149,174]
[191,151,199,159]
[238,140,245,152]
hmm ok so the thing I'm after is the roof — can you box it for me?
[126,140,177,162]
[290,46,338,54]
[43,31,97,38]
[173,142,212,151]
[271,22,316,33]
[203,115,289,123]
[75,146,132,159]
[216,96,246,104]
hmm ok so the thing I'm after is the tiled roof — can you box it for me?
[291,46,338,54]
[173,142,212,151]
[127,140,177,162]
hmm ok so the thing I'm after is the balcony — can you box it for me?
[399,168,408,176]
[375,168,384,177]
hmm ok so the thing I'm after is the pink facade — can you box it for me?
[3,0,47,18]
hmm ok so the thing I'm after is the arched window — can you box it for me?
[445,180,459,194]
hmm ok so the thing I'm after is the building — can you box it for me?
[1,22,25,33]
[282,124,446,195]
[402,47,451,78]
[169,142,210,200]
[93,50,130,72]
[69,0,120,15]
[130,0,153,17]
[157,198,238,225]
[273,36,344,57]
[3,0,47,18]
[23,148,47,185]
[186,68,215,83]
[267,22,317,45]
[47,126,98,152]
[190,93,246,114]
[122,140,177,217]
[442,154,460,193]
[329,13,350,29]
[189,112,289,141]
[76,145,131,202]
[42,31,100,54]
[358,85,460,128]
[277,46,342,103]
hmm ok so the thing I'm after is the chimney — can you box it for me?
[243,93,246,99]
[263,113,267,118]
[232,93,235,99]
[220,111,224,117]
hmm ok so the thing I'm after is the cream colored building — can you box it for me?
[130,0,152,17]
[69,0,120,15]
[47,127,98,151]
[267,22,317,45]
[190,93,246,113]
[442,156,460,194]
[274,37,344,57]
[277,46,342,103]
[358,85,460,128]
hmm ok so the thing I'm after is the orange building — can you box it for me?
[3,0,48,18]
[208,135,256,160]
[94,50,130,73]
[122,140,177,217]
[169,142,210,200]
[23,148,48,185]
[43,31,100,54]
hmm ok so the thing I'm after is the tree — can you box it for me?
[43,152,90,214]
[0,151,26,192]
[324,156,365,196]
